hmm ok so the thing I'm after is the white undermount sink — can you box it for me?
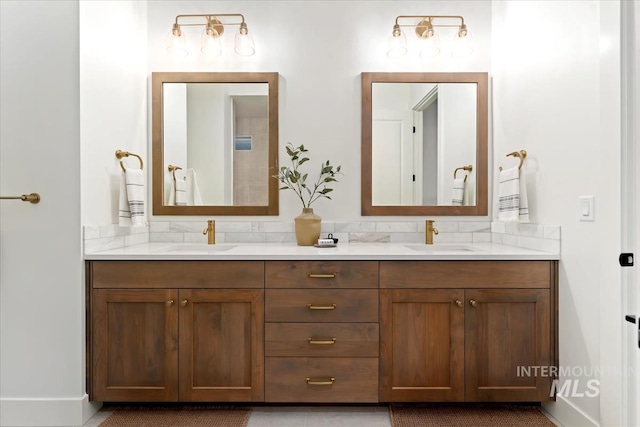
[166,244,237,253]
[404,244,479,253]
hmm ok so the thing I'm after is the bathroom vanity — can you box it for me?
[85,243,558,404]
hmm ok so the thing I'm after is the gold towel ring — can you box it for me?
[115,150,144,172]
[453,165,473,182]
[499,150,527,171]
[168,164,184,182]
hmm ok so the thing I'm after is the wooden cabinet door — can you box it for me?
[92,289,179,401]
[380,289,464,402]
[179,289,264,401]
[465,289,551,401]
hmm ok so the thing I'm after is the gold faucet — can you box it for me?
[425,220,439,245]
[203,220,215,245]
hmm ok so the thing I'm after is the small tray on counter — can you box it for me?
[313,243,337,248]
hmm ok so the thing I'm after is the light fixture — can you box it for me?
[387,15,472,59]
[167,14,255,58]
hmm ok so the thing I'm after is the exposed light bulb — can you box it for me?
[419,32,440,58]
[167,23,188,57]
[452,29,473,59]
[201,27,222,57]
[387,24,407,58]
[235,22,255,56]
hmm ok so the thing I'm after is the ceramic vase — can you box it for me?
[294,207,321,246]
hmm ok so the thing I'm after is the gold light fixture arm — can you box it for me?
[173,13,247,37]
[115,150,144,172]
[393,15,466,38]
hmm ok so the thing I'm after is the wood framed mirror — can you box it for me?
[361,72,488,216]
[152,72,279,215]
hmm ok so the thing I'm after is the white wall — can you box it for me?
[0,1,98,426]
[80,0,148,225]
[492,1,621,426]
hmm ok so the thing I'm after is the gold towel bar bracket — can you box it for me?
[115,150,144,172]
[499,150,527,171]
[168,164,184,182]
[453,165,473,182]
[0,193,41,204]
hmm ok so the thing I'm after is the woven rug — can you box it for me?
[390,404,556,427]
[99,405,251,427]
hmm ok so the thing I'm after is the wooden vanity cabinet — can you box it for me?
[264,261,380,403]
[88,261,264,402]
[380,260,557,403]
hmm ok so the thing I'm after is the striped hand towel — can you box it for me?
[519,171,530,223]
[124,168,146,227]
[497,166,520,222]
[174,176,187,206]
[118,173,132,226]
[451,178,465,206]
[186,169,203,206]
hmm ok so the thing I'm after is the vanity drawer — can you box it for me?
[265,289,378,322]
[265,323,379,357]
[380,261,553,289]
[265,261,378,289]
[90,261,264,289]
[265,357,378,402]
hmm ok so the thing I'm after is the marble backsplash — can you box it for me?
[83,220,560,254]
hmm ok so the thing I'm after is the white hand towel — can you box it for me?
[497,166,520,222]
[519,171,530,223]
[174,176,187,206]
[124,168,146,227]
[186,169,203,206]
[167,176,176,206]
[118,173,132,226]
[452,178,465,206]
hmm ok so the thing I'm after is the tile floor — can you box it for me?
[82,406,392,427]
[82,404,562,427]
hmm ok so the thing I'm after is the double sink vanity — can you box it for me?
[85,242,558,404]
[86,70,558,404]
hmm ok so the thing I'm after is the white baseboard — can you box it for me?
[543,396,599,427]
[0,394,101,427]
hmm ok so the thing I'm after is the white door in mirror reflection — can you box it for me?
[372,109,413,205]
[371,82,477,206]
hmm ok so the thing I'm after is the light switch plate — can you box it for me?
[579,195,595,221]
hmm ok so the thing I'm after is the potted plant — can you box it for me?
[274,143,342,246]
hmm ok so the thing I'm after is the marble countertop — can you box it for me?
[84,242,559,261]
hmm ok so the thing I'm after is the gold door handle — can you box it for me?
[306,377,336,386]
[307,304,337,310]
[455,300,463,307]
[0,193,41,204]
[308,273,337,279]
[166,300,174,306]
[308,338,337,345]
[469,299,478,307]
[180,299,188,307]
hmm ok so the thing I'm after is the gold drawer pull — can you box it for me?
[308,273,337,279]
[469,299,478,307]
[306,377,336,386]
[166,300,174,306]
[307,304,337,310]
[308,338,337,345]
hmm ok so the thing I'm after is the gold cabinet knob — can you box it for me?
[455,300,463,307]
[180,299,188,307]
[166,300,174,306]
[469,299,477,307]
